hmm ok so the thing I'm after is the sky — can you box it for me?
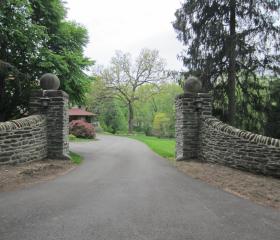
[65,0,184,71]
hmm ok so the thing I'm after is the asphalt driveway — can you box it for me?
[0,134,279,240]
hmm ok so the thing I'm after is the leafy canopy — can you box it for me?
[0,0,93,121]
[173,0,280,131]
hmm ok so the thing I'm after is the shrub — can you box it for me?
[69,134,77,141]
[152,112,170,138]
[69,120,96,139]
[144,125,153,136]
[94,123,104,133]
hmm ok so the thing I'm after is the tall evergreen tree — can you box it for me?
[173,0,280,126]
[265,78,280,138]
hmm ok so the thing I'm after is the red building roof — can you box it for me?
[69,108,95,116]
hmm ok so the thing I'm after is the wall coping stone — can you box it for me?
[0,115,45,131]
[204,117,280,148]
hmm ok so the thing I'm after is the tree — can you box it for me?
[265,78,280,138]
[173,0,280,126]
[29,0,93,104]
[86,77,127,134]
[101,49,167,133]
[99,100,127,134]
[134,83,183,137]
[0,0,46,121]
[0,0,93,121]
[37,20,93,104]
[133,84,159,134]
[152,112,170,138]
[87,75,183,136]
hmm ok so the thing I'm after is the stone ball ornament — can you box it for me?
[183,75,202,93]
[40,73,60,90]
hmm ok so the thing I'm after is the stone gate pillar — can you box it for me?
[29,73,70,160]
[175,76,212,161]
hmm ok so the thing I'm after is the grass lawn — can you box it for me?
[127,134,175,160]
[69,151,83,164]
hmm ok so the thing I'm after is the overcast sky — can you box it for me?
[65,0,184,71]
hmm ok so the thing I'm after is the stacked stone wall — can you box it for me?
[29,90,69,159]
[175,90,280,178]
[0,74,70,164]
[175,94,199,160]
[200,117,280,177]
[0,115,47,164]
[175,93,212,160]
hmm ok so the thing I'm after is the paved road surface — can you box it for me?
[0,135,279,240]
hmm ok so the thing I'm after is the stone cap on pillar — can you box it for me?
[30,73,68,98]
[176,76,212,100]
[40,73,60,90]
[183,76,202,93]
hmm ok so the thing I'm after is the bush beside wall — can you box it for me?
[69,120,96,139]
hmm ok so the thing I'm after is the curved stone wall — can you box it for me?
[0,115,47,164]
[200,117,280,177]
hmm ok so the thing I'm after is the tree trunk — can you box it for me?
[227,0,237,125]
[0,49,8,122]
[128,101,134,134]
[0,73,6,122]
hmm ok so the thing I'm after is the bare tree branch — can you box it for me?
[100,49,168,133]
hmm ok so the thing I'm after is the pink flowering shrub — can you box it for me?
[69,120,96,139]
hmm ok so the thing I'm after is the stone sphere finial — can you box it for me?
[40,73,60,90]
[183,75,202,93]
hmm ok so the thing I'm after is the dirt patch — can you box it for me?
[0,160,76,192]
[176,161,280,209]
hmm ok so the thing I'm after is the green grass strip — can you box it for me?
[69,151,83,164]
[127,134,175,159]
